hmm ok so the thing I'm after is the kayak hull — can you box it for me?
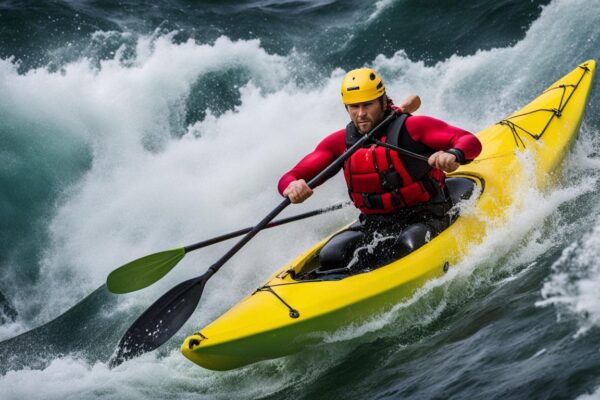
[182,61,596,371]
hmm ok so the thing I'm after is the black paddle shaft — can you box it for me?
[183,202,349,252]
[202,111,399,279]
[370,138,431,162]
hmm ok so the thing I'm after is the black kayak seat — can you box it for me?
[318,230,364,270]
[446,177,476,206]
[394,177,476,255]
[316,177,477,274]
[397,178,475,255]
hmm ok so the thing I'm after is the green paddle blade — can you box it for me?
[107,248,186,294]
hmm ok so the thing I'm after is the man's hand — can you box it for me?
[283,179,313,203]
[398,94,421,114]
[428,151,459,173]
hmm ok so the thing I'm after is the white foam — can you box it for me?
[368,0,398,22]
[1,0,599,395]
[537,216,600,338]
[2,0,595,334]
[0,350,306,400]
[533,120,600,338]
[0,321,27,343]
[531,348,547,359]
[579,387,600,400]
[0,34,309,331]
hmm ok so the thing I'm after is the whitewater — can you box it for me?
[1,0,600,398]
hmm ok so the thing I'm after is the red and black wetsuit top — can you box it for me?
[278,112,482,215]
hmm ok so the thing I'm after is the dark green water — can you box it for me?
[1,0,600,398]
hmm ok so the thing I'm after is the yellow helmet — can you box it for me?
[340,68,385,105]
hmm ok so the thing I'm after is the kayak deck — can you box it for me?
[295,177,478,281]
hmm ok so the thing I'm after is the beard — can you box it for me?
[354,120,375,134]
[355,119,375,134]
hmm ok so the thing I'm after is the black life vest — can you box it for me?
[343,113,445,215]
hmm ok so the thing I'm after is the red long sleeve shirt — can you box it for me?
[278,115,482,195]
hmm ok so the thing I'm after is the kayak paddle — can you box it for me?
[109,111,400,367]
[106,201,350,294]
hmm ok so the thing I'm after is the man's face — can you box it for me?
[346,98,386,134]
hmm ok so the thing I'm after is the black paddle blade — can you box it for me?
[109,275,208,367]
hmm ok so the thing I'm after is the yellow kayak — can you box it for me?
[181,60,596,371]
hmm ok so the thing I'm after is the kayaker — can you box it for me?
[278,68,482,271]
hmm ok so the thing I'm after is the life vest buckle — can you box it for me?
[362,193,384,210]
[379,170,403,191]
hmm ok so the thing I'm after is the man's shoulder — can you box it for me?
[322,128,346,142]
[405,114,445,131]
[405,114,438,124]
[316,128,346,153]
[331,127,346,137]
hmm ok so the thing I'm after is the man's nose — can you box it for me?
[357,105,367,116]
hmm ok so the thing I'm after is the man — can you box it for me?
[278,68,482,273]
